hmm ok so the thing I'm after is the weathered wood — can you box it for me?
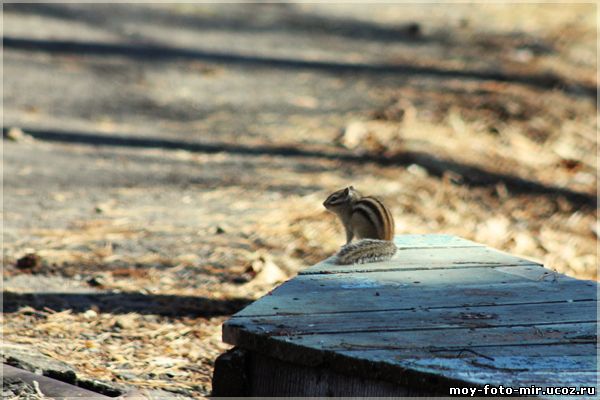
[2,343,127,397]
[217,235,598,396]
[234,269,593,317]
[3,364,111,399]
[404,355,598,372]
[342,353,600,393]
[211,347,249,397]
[391,234,483,249]
[302,245,539,275]
[247,351,436,397]
[226,322,597,356]
[224,322,597,395]
[343,342,597,359]
[229,300,597,336]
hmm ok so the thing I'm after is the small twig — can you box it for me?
[32,380,45,399]
[537,271,558,283]
[430,347,495,361]
[533,326,545,337]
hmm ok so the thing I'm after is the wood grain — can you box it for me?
[303,246,539,275]
[221,235,599,394]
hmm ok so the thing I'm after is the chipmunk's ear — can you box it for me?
[343,187,350,195]
[349,185,355,190]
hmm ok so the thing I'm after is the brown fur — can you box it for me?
[324,186,397,264]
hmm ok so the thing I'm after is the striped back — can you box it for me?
[352,196,395,240]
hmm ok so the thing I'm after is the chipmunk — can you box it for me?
[323,186,397,264]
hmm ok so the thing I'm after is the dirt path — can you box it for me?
[3,4,596,398]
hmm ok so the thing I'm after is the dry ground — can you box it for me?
[2,3,597,398]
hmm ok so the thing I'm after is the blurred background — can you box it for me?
[3,3,597,398]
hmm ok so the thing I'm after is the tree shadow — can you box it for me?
[3,3,562,59]
[3,36,595,99]
[4,127,596,208]
[3,291,252,317]
[2,3,435,45]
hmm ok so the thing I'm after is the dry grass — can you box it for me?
[2,310,227,397]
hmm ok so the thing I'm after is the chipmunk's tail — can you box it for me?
[335,239,397,265]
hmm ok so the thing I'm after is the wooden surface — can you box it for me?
[222,235,598,395]
[3,364,111,399]
[245,351,434,397]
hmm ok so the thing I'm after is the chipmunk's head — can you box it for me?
[323,186,360,211]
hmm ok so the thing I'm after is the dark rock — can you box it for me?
[87,276,105,288]
[16,254,42,273]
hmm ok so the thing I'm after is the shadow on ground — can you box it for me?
[4,36,593,99]
[3,291,252,317]
[5,127,596,209]
[5,3,429,44]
